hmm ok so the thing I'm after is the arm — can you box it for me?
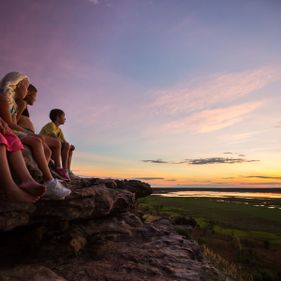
[0,117,8,134]
[48,133,58,138]
[16,99,27,121]
[0,96,30,133]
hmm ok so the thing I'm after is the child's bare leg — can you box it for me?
[0,145,38,203]
[67,150,73,171]
[61,142,70,169]
[44,136,62,168]
[43,142,51,163]
[7,150,46,197]
[18,116,35,133]
[21,136,53,181]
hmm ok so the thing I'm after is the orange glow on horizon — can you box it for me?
[72,164,281,188]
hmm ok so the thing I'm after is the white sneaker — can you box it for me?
[44,179,72,200]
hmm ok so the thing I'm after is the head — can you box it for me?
[24,84,37,105]
[0,72,29,100]
[49,108,66,125]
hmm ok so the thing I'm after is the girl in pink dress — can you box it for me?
[0,118,46,203]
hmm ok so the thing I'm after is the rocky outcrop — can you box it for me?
[0,153,221,280]
[0,210,221,281]
[0,184,135,232]
[66,177,152,199]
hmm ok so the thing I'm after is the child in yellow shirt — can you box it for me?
[40,109,75,180]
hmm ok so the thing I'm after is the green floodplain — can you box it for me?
[137,189,281,281]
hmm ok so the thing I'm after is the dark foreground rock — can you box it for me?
[0,175,222,281]
[0,214,221,281]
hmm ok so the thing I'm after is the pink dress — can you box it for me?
[0,130,24,152]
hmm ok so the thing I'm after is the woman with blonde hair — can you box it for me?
[0,72,71,200]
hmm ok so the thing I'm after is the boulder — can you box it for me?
[66,178,153,199]
[0,184,135,232]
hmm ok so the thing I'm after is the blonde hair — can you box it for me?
[0,72,29,111]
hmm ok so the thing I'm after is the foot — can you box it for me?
[68,170,79,179]
[51,168,71,181]
[6,187,40,204]
[43,179,71,200]
[19,181,46,197]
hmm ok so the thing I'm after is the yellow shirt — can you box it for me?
[39,122,65,142]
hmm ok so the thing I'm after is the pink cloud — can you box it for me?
[150,66,280,115]
[160,101,263,134]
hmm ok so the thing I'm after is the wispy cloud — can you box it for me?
[142,159,169,164]
[244,175,281,180]
[142,156,258,165]
[188,157,258,165]
[160,101,263,134]
[150,67,279,115]
[142,159,187,164]
[223,152,246,157]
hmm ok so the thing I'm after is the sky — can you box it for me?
[0,0,281,187]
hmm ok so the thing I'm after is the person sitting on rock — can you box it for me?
[15,84,70,182]
[0,72,71,200]
[40,109,75,180]
[0,117,46,203]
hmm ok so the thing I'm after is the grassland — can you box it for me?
[137,195,281,281]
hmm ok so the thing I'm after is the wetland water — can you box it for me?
[152,188,281,210]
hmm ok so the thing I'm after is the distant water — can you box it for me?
[152,188,281,210]
[153,187,281,199]
[153,190,281,199]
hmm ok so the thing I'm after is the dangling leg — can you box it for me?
[0,145,38,203]
[21,136,53,181]
[43,136,62,168]
[67,149,73,171]
[7,149,46,197]
[61,142,70,170]
[43,142,51,163]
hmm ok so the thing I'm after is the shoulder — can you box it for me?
[41,122,52,129]
[16,99,27,107]
[49,122,59,131]
[49,122,56,127]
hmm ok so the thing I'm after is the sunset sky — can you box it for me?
[1,0,281,187]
